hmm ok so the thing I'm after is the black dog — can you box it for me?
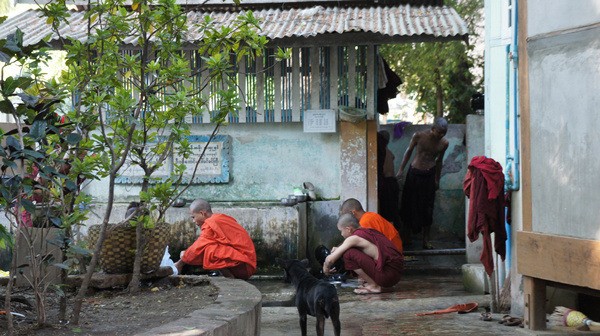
[276,258,341,336]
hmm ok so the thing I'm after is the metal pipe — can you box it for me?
[403,248,466,256]
[511,0,521,192]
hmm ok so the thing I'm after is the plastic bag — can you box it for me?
[160,246,178,275]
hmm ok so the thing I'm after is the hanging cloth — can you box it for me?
[463,156,507,276]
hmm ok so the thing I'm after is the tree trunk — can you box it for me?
[70,175,117,324]
[128,177,149,293]
[4,214,20,335]
[128,223,143,293]
[59,223,73,321]
[435,69,444,118]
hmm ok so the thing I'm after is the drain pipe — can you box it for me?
[503,44,512,277]
[503,1,520,276]
[508,1,521,193]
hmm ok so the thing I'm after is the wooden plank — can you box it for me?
[201,60,211,124]
[347,46,356,107]
[366,45,375,119]
[238,56,247,123]
[291,47,301,122]
[366,120,378,212]
[310,46,320,110]
[329,46,339,114]
[523,276,546,330]
[339,121,367,207]
[516,231,600,291]
[274,56,282,122]
[518,0,532,232]
[256,55,265,123]
[184,50,194,124]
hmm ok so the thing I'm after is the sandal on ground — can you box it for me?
[480,312,493,321]
[499,315,523,327]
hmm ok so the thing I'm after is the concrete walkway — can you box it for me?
[254,273,599,336]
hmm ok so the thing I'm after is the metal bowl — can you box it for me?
[295,194,308,202]
[280,197,298,206]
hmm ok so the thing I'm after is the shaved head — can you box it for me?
[340,198,364,215]
[190,198,212,214]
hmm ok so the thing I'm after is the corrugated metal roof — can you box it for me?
[0,5,467,47]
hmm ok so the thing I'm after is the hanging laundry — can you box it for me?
[463,156,507,276]
[377,56,402,115]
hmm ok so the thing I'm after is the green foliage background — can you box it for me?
[380,0,483,123]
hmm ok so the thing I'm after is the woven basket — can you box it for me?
[339,106,367,123]
[88,223,170,274]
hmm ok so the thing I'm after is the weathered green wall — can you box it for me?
[85,122,342,204]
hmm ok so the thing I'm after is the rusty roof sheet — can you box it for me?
[0,5,467,47]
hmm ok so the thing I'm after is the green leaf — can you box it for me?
[65,180,78,191]
[21,199,36,214]
[50,217,62,227]
[22,149,45,159]
[28,120,47,140]
[66,132,83,145]
[0,99,16,115]
[69,245,92,256]
[6,135,21,151]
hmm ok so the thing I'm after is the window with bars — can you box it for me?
[106,46,372,125]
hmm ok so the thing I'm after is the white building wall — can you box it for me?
[528,24,600,239]
[528,1,600,37]
[485,0,524,315]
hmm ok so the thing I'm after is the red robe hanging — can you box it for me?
[463,156,506,276]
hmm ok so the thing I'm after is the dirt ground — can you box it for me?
[1,276,218,336]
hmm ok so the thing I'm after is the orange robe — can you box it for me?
[359,212,403,252]
[182,213,257,275]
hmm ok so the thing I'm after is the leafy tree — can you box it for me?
[379,0,483,123]
[0,22,101,332]
[40,0,280,323]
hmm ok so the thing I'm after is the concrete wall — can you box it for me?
[82,201,308,274]
[528,23,600,239]
[84,122,342,204]
[527,1,600,37]
[465,115,485,264]
[485,0,600,317]
[380,123,467,242]
[484,0,522,315]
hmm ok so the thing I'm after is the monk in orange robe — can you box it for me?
[340,198,403,253]
[174,199,257,280]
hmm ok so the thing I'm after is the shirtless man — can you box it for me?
[323,214,403,294]
[396,117,449,249]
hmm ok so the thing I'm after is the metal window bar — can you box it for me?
[190,50,204,124]
[264,48,275,123]
[300,47,311,121]
[228,54,239,124]
[320,47,331,109]
[355,46,368,109]
[281,56,292,122]
[338,46,349,107]
[245,54,257,123]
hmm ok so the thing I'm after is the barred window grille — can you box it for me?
[106,45,374,125]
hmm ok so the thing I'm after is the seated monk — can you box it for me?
[323,214,403,294]
[174,198,257,280]
[340,198,403,253]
